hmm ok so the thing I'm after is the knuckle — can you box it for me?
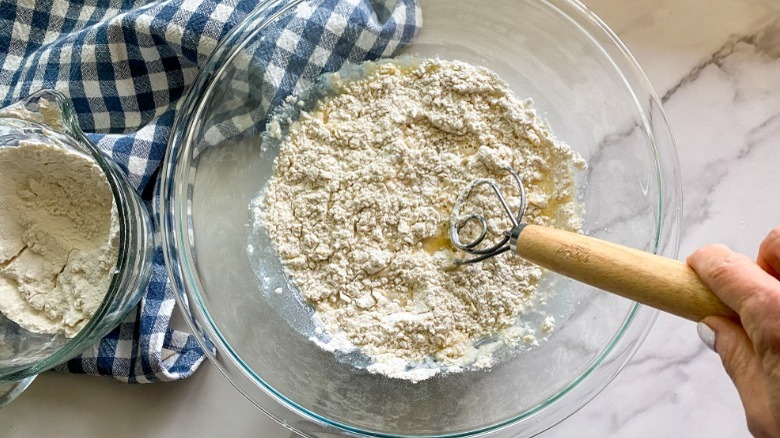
[692,243,727,257]
[707,252,753,284]
[688,244,730,265]
[738,291,777,329]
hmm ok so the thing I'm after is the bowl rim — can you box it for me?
[160,0,682,435]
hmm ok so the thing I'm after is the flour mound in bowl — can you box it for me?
[258,58,586,382]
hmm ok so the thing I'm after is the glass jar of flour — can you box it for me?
[0,90,154,407]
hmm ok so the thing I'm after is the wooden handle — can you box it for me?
[513,224,738,322]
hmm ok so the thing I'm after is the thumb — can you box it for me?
[700,316,778,437]
[702,317,761,387]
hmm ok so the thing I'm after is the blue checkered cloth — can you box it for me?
[0,0,421,383]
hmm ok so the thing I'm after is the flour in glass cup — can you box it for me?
[0,101,119,338]
[254,57,586,382]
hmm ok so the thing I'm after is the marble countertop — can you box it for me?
[2,0,778,436]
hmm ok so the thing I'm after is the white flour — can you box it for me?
[0,140,119,338]
[258,58,585,381]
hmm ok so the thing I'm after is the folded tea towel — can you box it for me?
[0,0,420,383]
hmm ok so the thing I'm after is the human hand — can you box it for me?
[687,228,780,438]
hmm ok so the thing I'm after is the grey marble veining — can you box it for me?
[547,1,780,436]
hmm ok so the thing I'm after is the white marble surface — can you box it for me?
[2,0,779,436]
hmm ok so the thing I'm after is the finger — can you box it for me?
[688,244,780,359]
[758,227,780,280]
[702,317,779,437]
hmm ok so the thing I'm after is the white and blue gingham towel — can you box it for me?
[0,0,420,383]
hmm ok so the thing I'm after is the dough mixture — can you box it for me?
[259,58,585,381]
[0,140,119,338]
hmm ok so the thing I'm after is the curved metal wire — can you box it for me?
[449,167,526,264]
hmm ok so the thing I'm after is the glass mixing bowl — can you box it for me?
[0,90,155,407]
[161,0,682,436]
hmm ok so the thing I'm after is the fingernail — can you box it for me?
[697,322,717,352]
